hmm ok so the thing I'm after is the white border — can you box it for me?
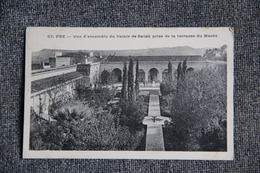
[23,27,234,160]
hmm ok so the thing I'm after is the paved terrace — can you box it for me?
[31,65,77,81]
[114,83,160,92]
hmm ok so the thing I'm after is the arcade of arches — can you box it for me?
[101,68,170,84]
[100,68,122,84]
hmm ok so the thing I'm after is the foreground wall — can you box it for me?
[31,77,89,120]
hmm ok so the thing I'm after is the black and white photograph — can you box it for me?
[23,27,233,159]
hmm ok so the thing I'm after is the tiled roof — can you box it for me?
[102,56,204,62]
[31,71,84,93]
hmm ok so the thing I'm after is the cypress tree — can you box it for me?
[183,59,187,77]
[177,62,182,81]
[168,61,173,82]
[128,59,135,101]
[121,62,128,100]
[135,60,140,95]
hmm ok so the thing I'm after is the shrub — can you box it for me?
[30,99,146,150]
[119,100,147,132]
[160,82,175,96]
[165,65,227,151]
[74,86,115,108]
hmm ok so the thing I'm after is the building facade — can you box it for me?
[100,56,218,83]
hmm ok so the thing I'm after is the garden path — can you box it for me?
[144,90,165,151]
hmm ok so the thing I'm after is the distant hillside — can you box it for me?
[98,46,208,57]
[104,56,204,62]
[32,46,208,64]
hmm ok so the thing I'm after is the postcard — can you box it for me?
[23,27,234,159]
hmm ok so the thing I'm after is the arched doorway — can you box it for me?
[112,68,122,83]
[148,68,159,83]
[101,70,110,84]
[138,69,145,83]
[162,69,168,82]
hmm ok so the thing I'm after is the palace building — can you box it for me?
[100,55,214,83]
[31,52,221,120]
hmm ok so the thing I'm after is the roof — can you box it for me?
[87,56,103,63]
[50,56,71,58]
[58,52,103,63]
[31,71,84,93]
[102,56,204,62]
